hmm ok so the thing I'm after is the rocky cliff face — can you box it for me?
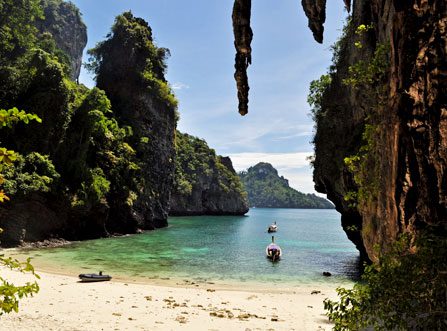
[306,1,447,261]
[89,12,177,230]
[37,0,87,80]
[170,132,248,216]
[232,0,446,261]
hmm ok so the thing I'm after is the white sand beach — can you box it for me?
[0,266,341,330]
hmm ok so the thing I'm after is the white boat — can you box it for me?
[267,221,278,233]
[266,236,282,261]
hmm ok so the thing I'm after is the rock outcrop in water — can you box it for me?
[239,163,334,209]
[170,132,248,216]
[232,0,446,261]
[0,4,250,247]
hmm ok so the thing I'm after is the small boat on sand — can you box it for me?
[79,271,112,282]
[267,221,278,233]
[266,236,282,261]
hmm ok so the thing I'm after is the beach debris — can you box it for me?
[323,271,332,277]
[112,313,122,317]
[210,309,235,319]
[311,290,321,295]
[144,295,152,301]
[307,305,313,308]
[237,313,266,320]
[175,315,188,324]
[207,289,215,292]
[271,316,279,322]
[128,317,134,321]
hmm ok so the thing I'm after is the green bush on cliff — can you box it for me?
[58,87,141,207]
[173,132,246,199]
[2,152,59,196]
[341,25,390,208]
[87,11,178,111]
[324,233,447,330]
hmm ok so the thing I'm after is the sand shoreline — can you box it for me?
[0,266,342,330]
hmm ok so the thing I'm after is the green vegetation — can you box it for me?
[308,74,331,122]
[239,163,333,209]
[0,4,149,220]
[173,132,247,200]
[0,107,41,314]
[341,24,390,208]
[324,233,447,330]
[343,122,380,207]
[87,11,178,111]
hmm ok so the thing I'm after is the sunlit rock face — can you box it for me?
[232,0,446,261]
[309,1,447,261]
[37,0,87,81]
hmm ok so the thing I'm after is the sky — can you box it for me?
[71,0,348,194]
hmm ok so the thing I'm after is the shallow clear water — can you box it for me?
[16,209,360,286]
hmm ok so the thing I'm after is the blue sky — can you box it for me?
[71,0,347,194]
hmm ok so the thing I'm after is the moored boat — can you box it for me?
[266,236,282,261]
[267,221,278,233]
[79,271,112,282]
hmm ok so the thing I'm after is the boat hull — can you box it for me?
[78,274,112,282]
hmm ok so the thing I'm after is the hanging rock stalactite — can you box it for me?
[232,0,252,116]
[300,0,327,43]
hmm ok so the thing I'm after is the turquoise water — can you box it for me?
[17,209,359,286]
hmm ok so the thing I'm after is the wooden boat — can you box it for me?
[267,221,278,233]
[266,236,282,261]
[79,271,112,282]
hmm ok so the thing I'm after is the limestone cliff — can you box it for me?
[0,8,177,245]
[170,132,248,216]
[232,1,446,261]
[87,12,177,230]
[307,1,447,261]
[37,0,87,80]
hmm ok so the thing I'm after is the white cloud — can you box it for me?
[171,82,190,90]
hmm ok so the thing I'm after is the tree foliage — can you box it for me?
[87,11,178,110]
[173,132,247,199]
[0,108,41,315]
[0,0,43,64]
[324,233,447,330]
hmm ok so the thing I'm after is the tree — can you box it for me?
[0,0,43,64]
[0,107,41,315]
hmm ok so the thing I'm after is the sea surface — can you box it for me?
[12,209,360,287]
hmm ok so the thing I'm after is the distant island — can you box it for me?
[239,163,334,209]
